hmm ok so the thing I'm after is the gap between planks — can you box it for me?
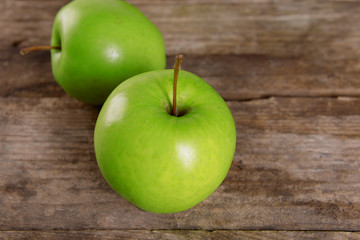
[223,94,360,102]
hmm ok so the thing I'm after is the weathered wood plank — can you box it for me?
[2,0,360,58]
[2,52,360,100]
[1,230,360,240]
[1,97,360,230]
[2,0,360,100]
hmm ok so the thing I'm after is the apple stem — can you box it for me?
[20,46,61,56]
[172,54,184,116]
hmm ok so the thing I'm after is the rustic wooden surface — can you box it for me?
[1,0,360,239]
[1,230,360,240]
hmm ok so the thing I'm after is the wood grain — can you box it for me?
[1,97,360,231]
[2,52,360,100]
[2,0,360,236]
[1,230,360,240]
[2,0,360,100]
[2,0,360,58]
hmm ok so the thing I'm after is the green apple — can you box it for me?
[49,0,166,105]
[94,56,236,213]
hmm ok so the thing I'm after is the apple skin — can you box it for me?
[50,0,166,105]
[94,70,236,213]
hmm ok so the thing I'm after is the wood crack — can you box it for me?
[225,94,360,102]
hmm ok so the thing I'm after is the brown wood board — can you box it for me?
[2,52,360,101]
[2,0,360,58]
[1,230,360,240]
[1,97,360,231]
[1,0,360,237]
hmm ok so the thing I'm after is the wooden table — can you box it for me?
[1,0,360,239]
